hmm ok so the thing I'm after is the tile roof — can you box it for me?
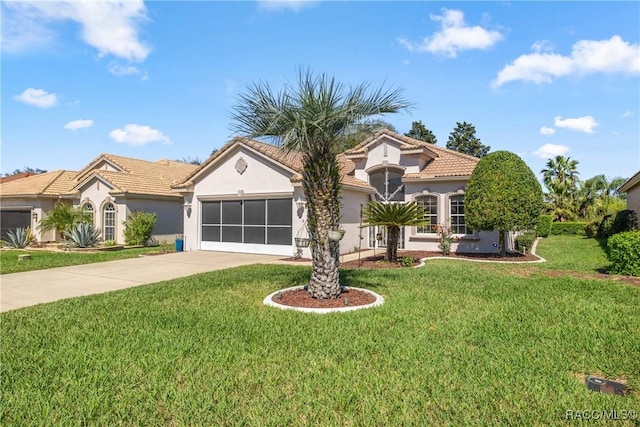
[174,137,374,192]
[73,154,198,198]
[346,129,479,179]
[0,170,78,197]
[1,155,197,199]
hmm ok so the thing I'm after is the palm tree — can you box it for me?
[231,70,411,298]
[38,201,93,240]
[363,201,427,262]
[541,156,580,221]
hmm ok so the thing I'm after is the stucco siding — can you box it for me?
[627,187,640,219]
[126,198,184,243]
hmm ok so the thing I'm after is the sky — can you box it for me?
[2,0,639,184]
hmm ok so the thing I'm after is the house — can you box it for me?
[0,154,197,243]
[172,129,501,256]
[619,170,640,219]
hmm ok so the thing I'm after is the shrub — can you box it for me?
[123,211,157,246]
[2,227,34,249]
[612,209,638,235]
[464,151,542,256]
[551,221,587,235]
[597,214,615,238]
[515,231,537,253]
[584,220,599,238]
[607,230,640,276]
[537,214,553,238]
[64,223,101,248]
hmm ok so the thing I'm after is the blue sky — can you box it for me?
[2,1,639,184]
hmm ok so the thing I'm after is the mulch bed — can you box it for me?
[340,250,541,269]
[272,287,376,308]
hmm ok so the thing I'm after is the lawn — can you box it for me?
[0,246,164,274]
[1,236,639,425]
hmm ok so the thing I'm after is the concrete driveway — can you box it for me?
[0,251,287,313]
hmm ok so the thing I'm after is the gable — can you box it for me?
[193,145,298,196]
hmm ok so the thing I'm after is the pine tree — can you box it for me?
[404,120,437,144]
[446,121,490,158]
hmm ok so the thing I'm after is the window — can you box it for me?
[369,167,404,202]
[450,195,467,234]
[201,199,292,246]
[416,195,438,234]
[83,203,94,224]
[103,203,116,241]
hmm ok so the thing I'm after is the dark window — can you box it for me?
[244,226,266,244]
[222,225,242,243]
[267,199,292,225]
[202,201,220,224]
[221,201,242,225]
[267,227,292,245]
[370,167,404,201]
[244,200,266,225]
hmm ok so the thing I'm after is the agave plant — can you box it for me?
[2,227,34,249]
[63,223,102,248]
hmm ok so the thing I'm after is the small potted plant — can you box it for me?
[327,227,345,241]
[295,237,310,247]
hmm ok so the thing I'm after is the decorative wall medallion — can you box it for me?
[235,157,248,175]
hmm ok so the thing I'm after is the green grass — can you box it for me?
[535,235,610,272]
[0,247,163,274]
[1,236,639,425]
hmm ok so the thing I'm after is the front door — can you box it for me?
[368,225,405,249]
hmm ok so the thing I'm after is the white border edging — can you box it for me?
[263,286,384,314]
[414,238,546,267]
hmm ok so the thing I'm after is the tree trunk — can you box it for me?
[303,145,342,299]
[386,225,399,262]
[498,230,506,257]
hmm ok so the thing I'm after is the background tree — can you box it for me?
[178,157,202,165]
[337,119,396,151]
[541,156,579,221]
[38,202,93,240]
[231,70,411,299]
[363,201,427,262]
[3,167,47,177]
[446,121,490,158]
[404,120,437,144]
[465,151,542,256]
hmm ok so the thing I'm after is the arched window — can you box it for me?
[416,195,438,234]
[369,167,404,202]
[449,194,467,234]
[103,203,116,241]
[83,203,94,224]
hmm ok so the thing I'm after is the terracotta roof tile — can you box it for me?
[74,154,198,197]
[0,170,77,197]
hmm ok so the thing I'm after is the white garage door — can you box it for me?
[200,198,293,255]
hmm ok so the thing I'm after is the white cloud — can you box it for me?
[64,119,93,131]
[14,88,58,108]
[533,143,570,159]
[622,110,634,118]
[531,40,555,53]
[539,126,556,135]
[554,115,599,133]
[1,1,150,62]
[108,62,148,80]
[397,9,503,58]
[258,0,318,12]
[494,35,640,87]
[109,124,172,146]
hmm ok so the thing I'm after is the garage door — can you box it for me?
[200,198,292,255]
[1,210,31,240]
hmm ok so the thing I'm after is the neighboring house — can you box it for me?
[173,129,501,256]
[0,154,197,243]
[0,170,77,241]
[619,170,640,219]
